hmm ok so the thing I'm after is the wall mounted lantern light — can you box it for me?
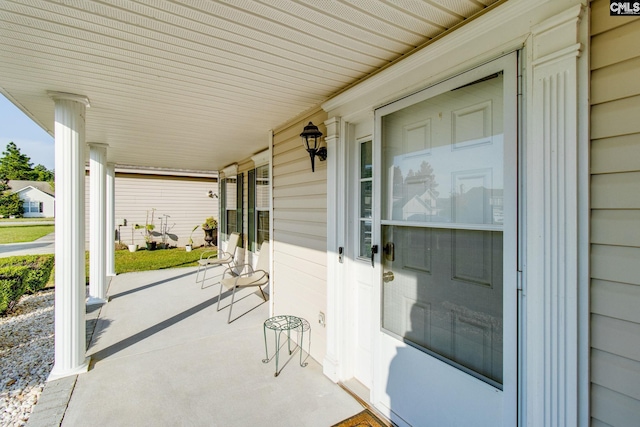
[300,121,326,172]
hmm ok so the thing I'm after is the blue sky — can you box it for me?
[0,94,55,170]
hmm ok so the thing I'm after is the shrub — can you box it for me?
[0,255,55,293]
[0,265,29,314]
[0,193,24,217]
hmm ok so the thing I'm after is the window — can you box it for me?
[23,201,43,213]
[248,164,269,252]
[359,140,373,259]
[220,174,243,243]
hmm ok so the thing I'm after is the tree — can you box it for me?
[32,164,54,182]
[0,142,35,180]
[0,142,54,182]
[0,193,23,217]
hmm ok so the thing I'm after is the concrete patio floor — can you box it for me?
[50,267,363,426]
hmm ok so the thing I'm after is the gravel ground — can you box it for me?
[0,290,54,427]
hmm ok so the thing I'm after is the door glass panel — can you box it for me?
[381,75,503,225]
[361,181,372,218]
[380,73,505,387]
[359,140,373,259]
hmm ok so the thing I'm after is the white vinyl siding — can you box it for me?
[590,2,640,425]
[85,173,218,248]
[272,108,328,362]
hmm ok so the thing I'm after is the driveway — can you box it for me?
[0,232,55,258]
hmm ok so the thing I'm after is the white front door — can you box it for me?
[372,54,518,426]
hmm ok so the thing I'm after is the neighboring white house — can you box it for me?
[8,180,55,218]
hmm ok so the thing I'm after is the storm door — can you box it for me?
[373,54,518,426]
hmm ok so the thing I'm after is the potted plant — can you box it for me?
[186,225,199,252]
[128,225,138,252]
[135,209,157,250]
[202,217,218,247]
[144,224,157,250]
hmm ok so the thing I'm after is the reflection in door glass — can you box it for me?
[381,75,504,225]
[382,225,503,386]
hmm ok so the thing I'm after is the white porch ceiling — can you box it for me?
[0,0,501,171]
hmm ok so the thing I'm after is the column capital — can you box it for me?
[88,142,109,149]
[47,91,90,107]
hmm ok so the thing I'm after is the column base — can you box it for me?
[323,354,341,383]
[86,297,107,306]
[47,357,90,382]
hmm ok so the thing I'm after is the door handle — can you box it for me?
[384,242,395,261]
[371,245,378,267]
[383,271,395,283]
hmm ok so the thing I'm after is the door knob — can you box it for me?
[383,271,395,283]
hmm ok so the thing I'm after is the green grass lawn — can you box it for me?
[82,246,215,277]
[115,246,214,273]
[48,246,217,287]
[0,225,55,244]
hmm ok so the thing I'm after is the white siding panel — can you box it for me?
[591,56,640,105]
[591,383,640,427]
[273,229,326,253]
[273,158,324,176]
[591,210,640,247]
[591,9,640,419]
[592,279,640,324]
[271,111,328,364]
[591,419,614,427]
[591,95,640,140]
[591,172,640,209]
[85,173,218,248]
[275,181,327,197]
[274,172,323,187]
[273,262,327,361]
[591,20,640,70]
[592,314,640,362]
[590,0,640,36]
[592,349,640,402]
[275,240,327,268]
[273,219,327,242]
[591,245,640,286]
[274,195,327,210]
[274,209,326,223]
[591,134,640,175]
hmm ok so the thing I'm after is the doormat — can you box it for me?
[332,409,389,427]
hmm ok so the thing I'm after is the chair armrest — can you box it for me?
[231,269,268,285]
[223,263,253,275]
[199,250,217,260]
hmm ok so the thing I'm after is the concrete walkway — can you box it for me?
[31,268,363,426]
[0,232,55,258]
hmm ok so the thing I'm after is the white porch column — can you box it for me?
[106,163,116,277]
[88,143,108,304]
[48,92,90,380]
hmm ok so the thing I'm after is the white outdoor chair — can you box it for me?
[217,241,269,323]
[195,232,240,287]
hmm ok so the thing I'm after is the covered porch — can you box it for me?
[28,267,363,426]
